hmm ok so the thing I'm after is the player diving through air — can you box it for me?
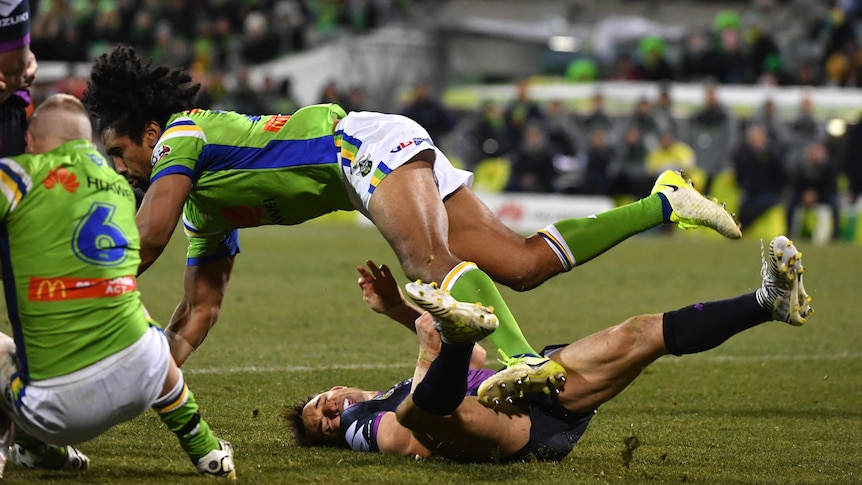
[83,44,742,403]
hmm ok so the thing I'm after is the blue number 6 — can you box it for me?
[72,202,129,266]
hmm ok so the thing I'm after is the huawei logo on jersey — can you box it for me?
[221,205,263,227]
[43,168,80,193]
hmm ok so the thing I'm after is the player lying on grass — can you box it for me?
[0,94,235,478]
[286,237,812,462]
[82,45,740,397]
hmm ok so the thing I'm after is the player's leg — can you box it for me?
[0,333,89,473]
[394,311,530,462]
[445,170,740,292]
[153,357,236,479]
[370,153,542,359]
[540,235,812,414]
[165,255,236,366]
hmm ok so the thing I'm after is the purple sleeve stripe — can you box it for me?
[370,412,385,451]
[0,34,29,53]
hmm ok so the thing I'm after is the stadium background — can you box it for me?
[2,1,859,483]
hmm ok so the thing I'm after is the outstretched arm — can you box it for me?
[356,260,423,331]
[357,260,486,368]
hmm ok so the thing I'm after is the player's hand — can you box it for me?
[414,312,441,358]
[22,50,37,88]
[357,260,404,315]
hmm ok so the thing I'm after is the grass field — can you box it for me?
[0,223,859,484]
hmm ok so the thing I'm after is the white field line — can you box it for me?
[185,352,862,375]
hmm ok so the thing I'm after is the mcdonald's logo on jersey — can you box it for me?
[33,279,66,300]
[27,276,137,301]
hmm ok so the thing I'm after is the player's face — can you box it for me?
[101,124,160,191]
[301,386,373,445]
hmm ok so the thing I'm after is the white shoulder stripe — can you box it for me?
[0,157,33,211]
[159,130,207,143]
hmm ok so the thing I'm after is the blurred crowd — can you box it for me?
[441,79,862,244]
[563,1,862,88]
[28,0,862,244]
[30,0,411,69]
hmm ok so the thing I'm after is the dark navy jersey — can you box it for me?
[340,369,496,452]
[0,0,30,106]
[0,0,29,50]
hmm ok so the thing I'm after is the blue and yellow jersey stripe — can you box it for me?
[0,157,32,212]
[368,162,393,195]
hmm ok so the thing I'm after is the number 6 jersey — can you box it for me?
[0,140,149,382]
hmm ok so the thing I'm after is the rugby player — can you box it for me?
[286,237,811,462]
[0,94,235,478]
[0,0,38,157]
[82,44,741,402]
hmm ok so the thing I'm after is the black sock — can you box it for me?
[663,292,773,356]
[411,342,473,416]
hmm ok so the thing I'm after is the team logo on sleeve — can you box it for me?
[151,145,172,167]
[353,155,373,177]
[43,168,80,193]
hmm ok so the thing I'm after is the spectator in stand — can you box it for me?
[681,30,720,82]
[319,79,348,106]
[786,140,841,243]
[343,86,367,112]
[653,85,678,137]
[579,92,615,137]
[610,53,641,81]
[505,122,557,193]
[240,11,282,64]
[742,11,782,84]
[635,36,675,82]
[402,82,456,143]
[262,75,299,115]
[214,66,264,113]
[811,0,857,68]
[611,125,651,199]
[578,129,614,196]
[733,124,789,230]
[646,129,697,178]
[464,100,510,166]
[709,12,746,84]
[685,81,739,193]
[843,114,862,204]
[545,100,580,159]
[750,98,792,157]
[788,91,826,163]
[504,79,546,152]
[624,98,661,151]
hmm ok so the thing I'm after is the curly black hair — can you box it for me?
[82,44,201,143]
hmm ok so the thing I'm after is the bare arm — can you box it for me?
[0,48,33,104]
[357,260,487,368]
[374,412,432,458]
[356,260,422,330]
[136,174,192,275]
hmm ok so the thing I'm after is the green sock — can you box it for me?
[153,380,220,463]
[13,433,71,469]
[445,263,538,357]
[540,195,664,269]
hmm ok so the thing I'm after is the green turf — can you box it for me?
[0,224,859,484]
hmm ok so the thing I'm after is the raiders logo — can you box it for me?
[353,154,373,177]
[151,144,172,167]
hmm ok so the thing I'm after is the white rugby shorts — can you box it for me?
[336,111,473,219]
[0,326,171,445]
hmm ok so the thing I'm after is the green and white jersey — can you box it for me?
[151,104,355,254]
[0,140,149,382]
